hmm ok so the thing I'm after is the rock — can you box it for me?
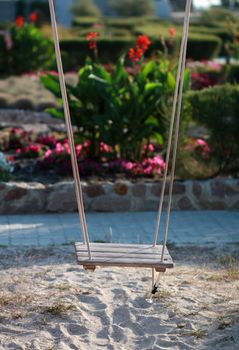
[151,183,162,196]
[211,180,237,198]
[113,182,128,196]
[85,184,105,198]
[178,196,195,210]
[46,182,77,212]
[132,184,146,198]
[4,187,27,201]
[199,199,225,210]
[0,183,6,191]
[193,182,202,198]
[91,196,131,212]
[173,182,186,194]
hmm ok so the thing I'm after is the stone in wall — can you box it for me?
[91,196,131,212]
[46,182,77,212]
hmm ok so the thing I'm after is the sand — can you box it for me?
[0,245,238,350]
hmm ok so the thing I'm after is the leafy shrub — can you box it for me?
[70,0,101,18]
[41,52,176,161]
[200,8,237,27]
[109,0,154,17]
[60,38,136,69]
[186,84,239,176]
[0,16,54,75]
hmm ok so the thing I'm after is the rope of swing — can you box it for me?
[48,0,92,259]
[152,0,192,290]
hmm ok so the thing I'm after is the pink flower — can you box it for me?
[55,142,65,154]
[44,149,52,158]
[76,144,83,156]
[124,161,134,170]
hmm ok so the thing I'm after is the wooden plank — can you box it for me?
[75,256,173,267]
[76,251,172,261]
[74,242,174,270]
[75,243,170,255]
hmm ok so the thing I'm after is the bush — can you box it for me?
[60,38,136,69]
[60,32,221,70]
[186,33,222,60]
[226,64,239,83]
[70,0,101,18]
[0,18,54,75]
[186,84,239,176]
[200,8,237,27]
[109,0,154,17]
[41,53,176,161]
[136,24,222,60]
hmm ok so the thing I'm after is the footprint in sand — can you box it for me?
[79,295,107,310]
[66,323,89,336]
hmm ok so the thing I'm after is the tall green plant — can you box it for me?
[41,57,176,160]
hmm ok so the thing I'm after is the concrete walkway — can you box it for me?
[0,211,238,247]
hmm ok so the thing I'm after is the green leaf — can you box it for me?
[40,75,61,98]
[45,108,64,119]
[153,132,164,145]
[166,72,176,90]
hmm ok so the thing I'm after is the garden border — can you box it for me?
[0,178,238,214]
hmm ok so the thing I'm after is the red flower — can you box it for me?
[16,16,24,28]
[29,12,38,23]
[89,41,97,50]
[128,48,143,62]
[168,27,176,37]
[86,32,99,50]
[136,35,151,52]
[86,32,98,41]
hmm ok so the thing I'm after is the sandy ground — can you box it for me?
[0,245,238,350]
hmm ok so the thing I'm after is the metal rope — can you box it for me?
[153,0,192,250]
[48,0,92,259]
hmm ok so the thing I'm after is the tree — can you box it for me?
[221,0,239,8]
[70,0,101,17]
[109,0,154,17]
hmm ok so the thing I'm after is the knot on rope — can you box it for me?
[151,284,159,295]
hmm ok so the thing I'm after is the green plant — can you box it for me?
[42,55,176,161]
[200,8,237,27]
[70,0,101,18]
[0,17,54,75]
[186,84,239,176]
[109,0,154,17]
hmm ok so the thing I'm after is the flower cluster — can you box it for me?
[15,12,38,28]
[5,130,166,178]
[186,138,212,160]
[128,35,151,62]
[86,32,99,50]
[188,60,222,90]
[16,144,45,159]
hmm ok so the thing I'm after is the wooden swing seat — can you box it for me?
[75,242,174,272]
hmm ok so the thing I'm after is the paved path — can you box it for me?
[0,211,238,247]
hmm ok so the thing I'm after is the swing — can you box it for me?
[48,0,191,276]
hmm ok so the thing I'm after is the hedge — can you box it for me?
[186,84,239,174]
[60,32,222,70]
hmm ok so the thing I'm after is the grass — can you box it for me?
[189,329,207,339]
[43,302,76,317]
[153,289,172,300]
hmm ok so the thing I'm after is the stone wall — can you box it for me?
[0,179,238,214]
